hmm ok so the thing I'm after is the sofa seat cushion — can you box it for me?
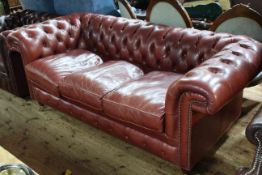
[59,61,144,111]
[102,71,182,132]
[25,49,103,96]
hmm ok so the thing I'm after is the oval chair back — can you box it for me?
[211,4,262,87]
[210,4,262,42]
[146,0,192,27]
[118,0,137,19]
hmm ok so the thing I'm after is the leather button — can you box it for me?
[208,67,223,74]
[220,59,233,65]
[232,51,241,56]
[239,43,250,49]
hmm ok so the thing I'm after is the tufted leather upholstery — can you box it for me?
[0,9,58,97]
[8,14,82,65]
[6,13,262,171]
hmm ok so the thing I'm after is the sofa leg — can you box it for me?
[181,169,192,175]
[236,132,262,175]
[37,101,44,106]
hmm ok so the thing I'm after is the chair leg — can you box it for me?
[236,132,262,175]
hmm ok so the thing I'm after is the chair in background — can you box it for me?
[210,4,262,90]
[146,0,192,27]
[210,4,262,42]
[210,7,262,174]
[236,106,262,175]
[230,0,262,15]
[118,0,136,19]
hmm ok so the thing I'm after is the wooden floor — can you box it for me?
[0,89,259,175]
[0,147,22,164]
[244,84,262,102]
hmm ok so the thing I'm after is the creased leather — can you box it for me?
[25,49,103,96]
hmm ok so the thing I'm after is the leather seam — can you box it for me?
[29,79,59,97]
[60,82,102,99]
[103,98,165,119]
[178,92,207,169]
[104,109,163,133]
[61,93,101,111]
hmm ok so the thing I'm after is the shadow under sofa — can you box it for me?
[6,13,262,171]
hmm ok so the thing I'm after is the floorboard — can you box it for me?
[244,84,262,102]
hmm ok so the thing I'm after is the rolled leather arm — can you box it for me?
[6,13,82,65]
[166,38,262,115]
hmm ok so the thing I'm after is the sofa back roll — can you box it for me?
[8,13,247,74]
[80,14,241,73]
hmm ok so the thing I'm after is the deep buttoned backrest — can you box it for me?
[7,14,82,64]
[8,13,257,73]
[80,14,241,73]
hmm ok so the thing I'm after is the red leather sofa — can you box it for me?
[6,13,262,171]
[0,10,57,97]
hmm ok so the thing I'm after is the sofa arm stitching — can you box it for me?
[177,92,207,168]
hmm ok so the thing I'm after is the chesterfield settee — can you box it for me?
[6,13,262,171]
[0,10,57,97]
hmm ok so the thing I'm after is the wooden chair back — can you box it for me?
[210,4,262,42]
[146,0,192,27]
[118,0,137,19]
